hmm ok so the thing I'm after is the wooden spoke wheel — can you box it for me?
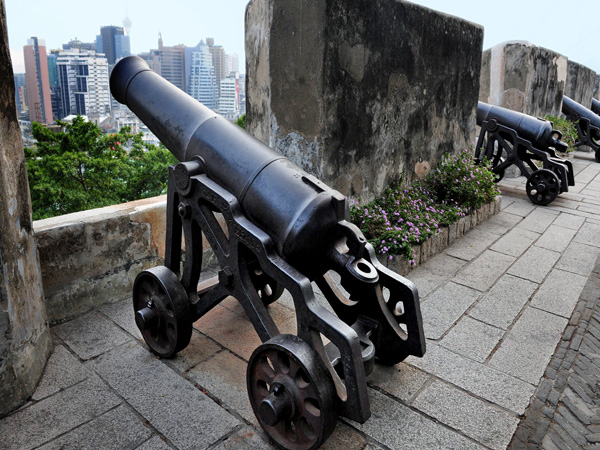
[526,169,560,206]
[133,266,192,358]
[247,335,338,450]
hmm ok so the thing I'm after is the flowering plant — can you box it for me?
[350,149,499,263]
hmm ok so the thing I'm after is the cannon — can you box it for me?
[562,96,600,162]
[591,98,600,117]
[110,56,425,449]
[475,102,574,205]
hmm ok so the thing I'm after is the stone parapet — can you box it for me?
[246,0,484,203]
[565,60,597,108]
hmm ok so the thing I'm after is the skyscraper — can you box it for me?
[13,73,27,116]
[23,37,53,124]
[96,26,130,64]
[47,53,64,121]
[206,37,227,95]
[185,41,217,110]
[158,34,186,91]
[218,73,240,119]
[56,49,111,119]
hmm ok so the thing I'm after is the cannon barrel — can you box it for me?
[562,96,600,129]
[591,98,600,117]
[110,56,348,274]
[477,101,561,149]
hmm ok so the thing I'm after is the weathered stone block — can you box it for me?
[565,60,597,108]
[246,0,484,202]
[481,41,567,118]
[0,3,51,417]
[420,237,432,264]
[430,227,449,256]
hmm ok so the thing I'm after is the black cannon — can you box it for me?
[110,56,425,449]
[475,102,574,205]
[591,98,600,117]
[562,96,600,162]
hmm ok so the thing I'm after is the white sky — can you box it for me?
[6,0,600,74]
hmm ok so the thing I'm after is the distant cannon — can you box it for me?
[475,102,574,205]
[562,96,600,162]
[110,56,425,449]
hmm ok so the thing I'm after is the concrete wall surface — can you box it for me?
[246,0,484,202]
[480,41,568,118]
[0,1,52,417]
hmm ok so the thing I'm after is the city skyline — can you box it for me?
[7,1,600,75]
[6,0,248,74]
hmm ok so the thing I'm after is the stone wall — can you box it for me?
[33,196,220,324]
[480,41,567,118]
[246,0,484,203]
[0,2,52,417]
[565,60,597,108]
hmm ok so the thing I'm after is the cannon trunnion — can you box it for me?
[111,56,425,449]
[562,96,600,162]
[475,102,574,206]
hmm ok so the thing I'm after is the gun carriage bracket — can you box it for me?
[475,102,574,206]
[111,56,425,449]
[562,96,600,162]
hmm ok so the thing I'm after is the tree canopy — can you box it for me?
[25,116,178,220]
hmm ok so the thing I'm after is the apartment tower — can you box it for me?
[23,37,53,124]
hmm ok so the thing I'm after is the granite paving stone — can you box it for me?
[530,269,588,318]
[165,330,222,373]
[406,343,536,414]
[515,208,559,233]
[0,377,121,450]
[88,341,239,450]
[367,362,430,403]
[534,225,577,253]
[32,345,89,401]
[321,422,371,450]
[419,282,481,339]
[475,211,522,236]
[349,388,484,449]
[187,350,255,423]
[439,316,504,362]
[406,253,467,298]
[444,229,500,261]
[469,274,538,330]
[412,380,520,450]
[209,426,272,450]
[38,404,152,450]
[556,241,600,277]
[52,311,134,360]
[507,246,561,284]
[98,298,143,340]
[502,200,537,217]
[135,436,172,450]
[489,307,568,385]
[453,250,516,291]
[573,221,600,248]
[552,213,585,231]
[490,228,540,257]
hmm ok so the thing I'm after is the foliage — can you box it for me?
[350,149,500,263]
[25,116,177,220]
[235,114,246,129]
[544,114,578,152]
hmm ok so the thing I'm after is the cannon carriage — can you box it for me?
[475,102,574,206]
[111,56,425,449]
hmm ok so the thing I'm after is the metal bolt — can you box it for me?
[178,202,191,218]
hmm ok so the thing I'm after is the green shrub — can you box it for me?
[350,149,500,263]
[544,115,578,152]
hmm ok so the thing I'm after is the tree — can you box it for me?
[24,116,178,220]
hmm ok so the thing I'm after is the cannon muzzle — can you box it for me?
[562,96,600,130]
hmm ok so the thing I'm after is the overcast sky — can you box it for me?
[6,0,600,74]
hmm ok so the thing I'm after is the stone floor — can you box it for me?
[3,152,600,449]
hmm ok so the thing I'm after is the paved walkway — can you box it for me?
[2,152,600,449]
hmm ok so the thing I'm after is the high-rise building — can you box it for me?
[138,49,161,74]
[62,38,96,51]
[158,34,186,91]
[230,53,239,74]
[218,73,240,119]
[47,53,64,121]
[205,37,227,95]
[56,49,111,120]
[96,26,130,64]
[185,41,217,110]
[13,73,27,116]
[23,37,53,124]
